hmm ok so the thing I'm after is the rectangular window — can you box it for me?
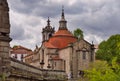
[82,51,86,59]
[42,49,44,60]
[15,54,17,59]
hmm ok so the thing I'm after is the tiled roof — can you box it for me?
[11,45,32,54]
[53,30,73,37]
[12,45,32,51]
[44,30,77,49]
[44,42,58,49]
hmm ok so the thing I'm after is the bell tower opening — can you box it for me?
[42,17,55,42]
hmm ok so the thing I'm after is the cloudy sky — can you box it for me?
[8,0,120,50]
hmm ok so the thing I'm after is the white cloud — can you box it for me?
[9,9,46,49]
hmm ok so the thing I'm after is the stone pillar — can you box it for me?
[0,37,11,77]
[0,0,10,34]
[91,44,95,62]
[72,48,78,79]
[0,0,12,80]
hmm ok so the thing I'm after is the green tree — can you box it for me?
[0,73,6,81]
[83,58,120,81]
[73,28,84,39]
[96,34,120,63]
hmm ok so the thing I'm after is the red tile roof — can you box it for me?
[44,29,77,49]
[11,45,32,54]
[53,30,73,37]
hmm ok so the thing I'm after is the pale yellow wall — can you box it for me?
[53,60,63,70]
[39,44,58,69]
[59,47,72,75]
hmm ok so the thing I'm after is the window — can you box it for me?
[64,60,66,71]
[42,49,44,60]
[21,54,23,62]
[49,34,52,38]
[82,51,86,59]
[15,54,17,59]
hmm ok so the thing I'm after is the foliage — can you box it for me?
[83,58,120,81]
[73,28,84,39]
[0,73,6,81]
[96,34,120,63]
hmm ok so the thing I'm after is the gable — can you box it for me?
[73,39,92,51]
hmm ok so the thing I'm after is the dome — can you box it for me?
[53,30,73,37]
[44,8,77,49]
[44,30,77,49]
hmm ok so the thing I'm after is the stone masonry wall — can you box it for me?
[8,58,66,81]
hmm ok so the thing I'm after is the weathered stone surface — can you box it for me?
[0,1,12,81]
[8,58,66,81]
[0,0,10,34]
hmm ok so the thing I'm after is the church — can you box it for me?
[24,8,95,78]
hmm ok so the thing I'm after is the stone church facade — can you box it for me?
[25,8,95,78]
[0,0,95,79]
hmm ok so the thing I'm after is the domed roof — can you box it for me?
[44,8,77,49]
[44,30,77,49]
[53,30,73,37]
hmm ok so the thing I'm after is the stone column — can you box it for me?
[0,0,12,80]
[72,48,78,79]
[0,36,11,77]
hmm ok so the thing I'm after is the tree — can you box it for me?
[83,58,120,81]
[96,34,120,63]
[0,73,6,81]
[73,28,84,39]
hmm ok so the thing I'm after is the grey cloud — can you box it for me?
[67,0,120,41]
[8,0,60,17]
[8,0,120,46]
[10,23,33,40]
[10,24,25,40]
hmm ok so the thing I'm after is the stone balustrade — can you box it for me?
[9,58,66,81]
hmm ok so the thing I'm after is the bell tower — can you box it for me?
[42,17,55,42]
[0,0,12,78]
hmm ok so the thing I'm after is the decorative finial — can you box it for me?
[61,5,64,19]
[47,17,50,26]
[62,5,64,12]
[36,44,38,49]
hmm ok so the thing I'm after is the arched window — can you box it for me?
[43,34,45,41]
[49,33,52,38]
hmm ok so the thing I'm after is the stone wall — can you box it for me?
[59,46,72,75]
[72,39,95,78]
[0,0,10,34]
[7,58,66,81]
